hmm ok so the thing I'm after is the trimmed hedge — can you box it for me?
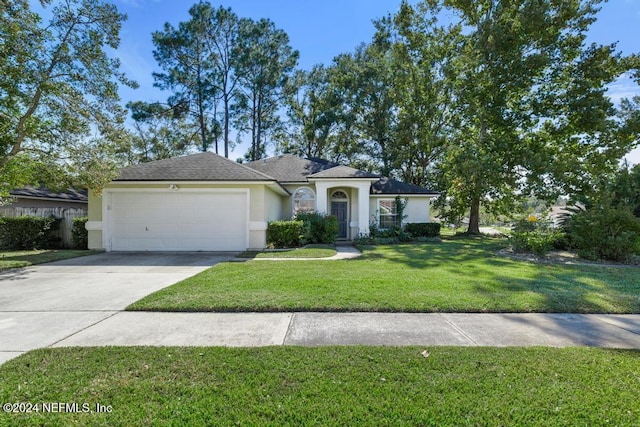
[295,212,339,244]
[0,216,59,250]
[404,222,441,237]
[72,217,89,249]
[267,220,304,248]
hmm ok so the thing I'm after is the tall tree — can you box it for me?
[282,65,345,158]
[350,42,398,176]
[125,101,195,163]
[402,0,636,233]
[373,2,459,186]
[152,2,219,153]
[0,0,135,194]
[233,17,298,161]
[205,6,240,158]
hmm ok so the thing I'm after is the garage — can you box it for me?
[108,190,248,251]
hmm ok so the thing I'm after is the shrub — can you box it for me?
[72,217,89,249]
[0,215,59,250]
[509,219,564,255]
[267,220,304,248]
[568,205,640,261]
[404,222,441,237]
[295,212,339,244]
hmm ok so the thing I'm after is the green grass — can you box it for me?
[128,238,640,313]
[238,244,336,259]
[0,250,98,271]
[1,347,639,426]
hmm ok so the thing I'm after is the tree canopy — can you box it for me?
[278,0,639,233]
[3,0,638,219]
[0,0,135,194]
[149,2,298,161]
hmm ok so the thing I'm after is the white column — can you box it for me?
[315,181,329,214]
[357,183,370,236]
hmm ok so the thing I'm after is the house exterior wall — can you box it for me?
[282,182,372,238]
[264,187,283,221]
[404,197,432,223]
[88,182,282,251]
[87,190,103,250]
[369,196,434,228]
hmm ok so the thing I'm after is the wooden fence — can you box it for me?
[0,207,88,249]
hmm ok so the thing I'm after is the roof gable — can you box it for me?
[115,152,276,182]
[308,165,380,179]
[245,155,334,183]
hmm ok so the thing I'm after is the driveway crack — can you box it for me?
[47,311,121,348]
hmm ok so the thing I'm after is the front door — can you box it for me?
[331,201,348,239]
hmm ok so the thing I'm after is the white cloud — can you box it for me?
[116,0,160,8]
[606,76,640,105]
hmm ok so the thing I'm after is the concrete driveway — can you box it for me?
[0,252,236,364]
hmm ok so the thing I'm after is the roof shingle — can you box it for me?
[9,186,87,202]
[245,155,334,183]
[115,152,276,182]
[371,177,439,195]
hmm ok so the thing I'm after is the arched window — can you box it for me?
[331,191,348,200]
[293,187,315,214]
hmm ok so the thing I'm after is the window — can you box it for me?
[293,187,315,214]
[331,191,348,200]
[378,199,398,229]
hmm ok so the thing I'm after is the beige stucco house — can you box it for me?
[87,153,438,251]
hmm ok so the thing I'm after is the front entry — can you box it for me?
[331,201,348,239]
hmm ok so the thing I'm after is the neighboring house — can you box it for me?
[86,153,438,251]
[5,186,88,210]
[0,186,88,248]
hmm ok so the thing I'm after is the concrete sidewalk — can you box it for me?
[49,312,640,349]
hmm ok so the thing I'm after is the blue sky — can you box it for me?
[58,0,640,161]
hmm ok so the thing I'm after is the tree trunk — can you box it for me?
[213,103,219,155]
[467,196,481,234]
[251,95,258,161]
[256,95,262,159]
[224,94,229,158]
[198,108,208,152]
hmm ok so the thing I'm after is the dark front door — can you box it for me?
[331,201,348,239]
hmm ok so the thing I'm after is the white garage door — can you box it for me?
[109,191,247,251]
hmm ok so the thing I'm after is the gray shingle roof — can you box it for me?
[115,153,438,195]
[10,186,87,202]
[371,177,439,195]
[308,165,380,179]
[245,155,437,194]
[115,152,277,182]
[245,155,334,183]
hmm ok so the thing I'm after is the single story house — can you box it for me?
[86,153,438,251]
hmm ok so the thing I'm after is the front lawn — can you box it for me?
[0,250,97,271]
[238,244,336,259]
[128,238,640,313]
[1,347,638,426]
